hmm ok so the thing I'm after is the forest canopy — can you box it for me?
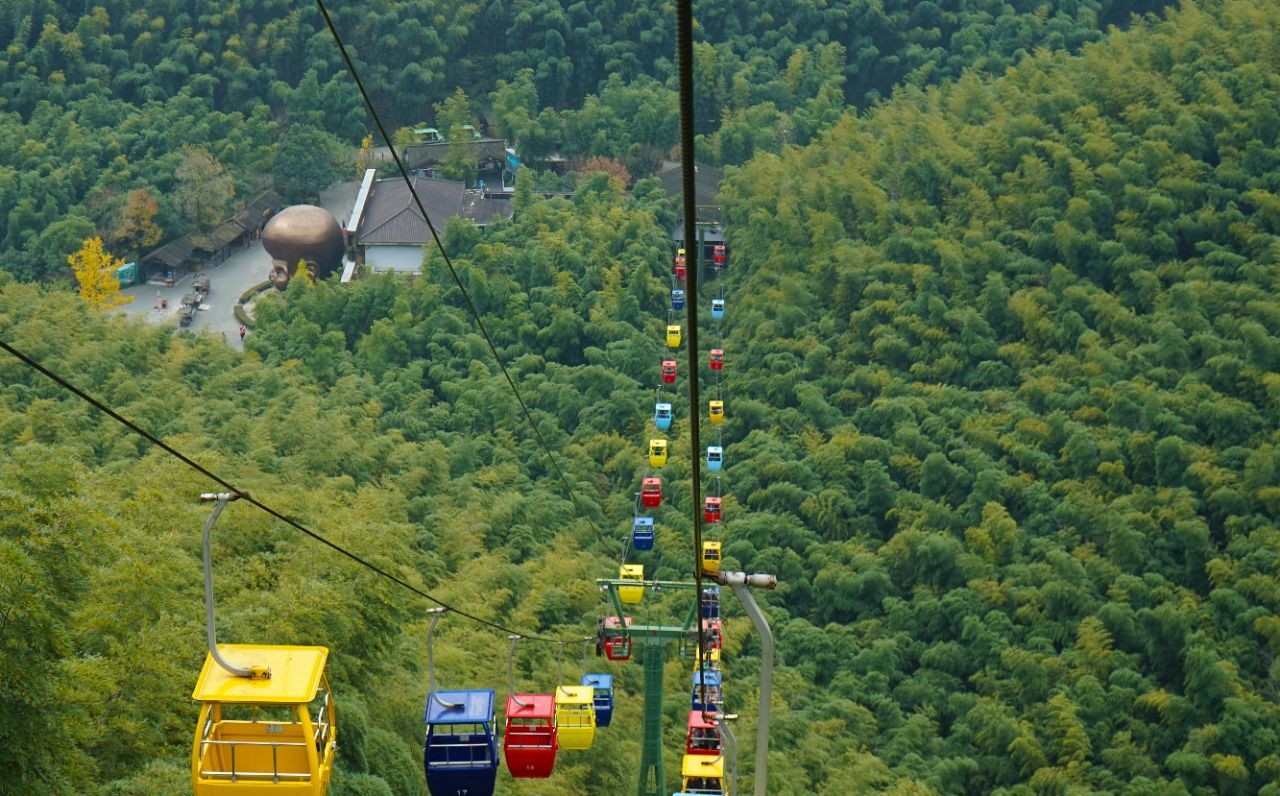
[6,0,1280,794]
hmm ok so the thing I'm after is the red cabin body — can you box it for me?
[709,349,724,371]
[713,245,726,267]
[603,616,633,661]
[504,693,558,778]
[662,360,678,384]
[703,619,723,650]
[704,497,722,523]
[686,710,722,756]
[642,477,662,507]
[675,262,686,280]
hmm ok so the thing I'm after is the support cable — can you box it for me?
[0,337,582,645]
[313,0,603,538]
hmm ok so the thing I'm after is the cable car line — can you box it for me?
[0,337,587,647]
[313,0,601,538]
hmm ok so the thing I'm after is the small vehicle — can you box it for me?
[192,274,211,302]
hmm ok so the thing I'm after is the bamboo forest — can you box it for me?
[4,1,1280,794]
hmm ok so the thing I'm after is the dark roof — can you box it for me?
[358,177,513,245]
[142,236,196,267]
[232,190,282,228]
[659,162,725,223]
[672,222,725,244]
[190,220,245,252]
[403,138,507,169]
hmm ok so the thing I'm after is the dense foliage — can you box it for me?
[0,0,1161,279]
[7,0,1280,794]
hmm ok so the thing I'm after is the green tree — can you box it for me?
[273,125,345,203]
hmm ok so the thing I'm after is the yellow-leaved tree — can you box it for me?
[355,132,375,178]
[67,236,132,309]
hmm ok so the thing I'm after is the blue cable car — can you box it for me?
[655,402,672,431]
[701,586,720,619]
[633,517,655,551]
[692,671,722,713]
[706,446,722,472]
[711,299,725,319]
[672,289,686,310]
[424,689,499,796]
[581,673,614,728]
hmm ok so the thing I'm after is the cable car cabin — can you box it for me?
[703,619,723,650]
[503,693,557,778]
[672,289,686,310]
[706,446,723,473]
[655,402,673,431]
[192,645,336,796]
[697,645,721,671]
[661,360,678,384]
[701,541,722,576]
[641,477,662,507]
[554,686,596,750]
[711,299,725,320]
[691,671,722,713]
[701,586,720,620]
[675,261,687,280]
[704,497,722,524]
[649,438,669,468]
[713,244,727,269]
[708,400,724,424]
[682,753,725,794]
[423,689,499,796]
[633,516,655,551]
[619,564,645,604]
[602,616,633,661]
[581,674,614,728]
[674,248,686,271]
[667,325,683,349]
[709,349,724,371]
[686,710,721,755]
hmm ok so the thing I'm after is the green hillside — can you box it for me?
[5,0,1280,794]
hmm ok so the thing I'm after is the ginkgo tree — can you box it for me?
[67,236,131,310]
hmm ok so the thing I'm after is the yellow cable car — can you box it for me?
[698,645,721,669]
[554,685,597,750]
[667,325,682,349]
[192,645,336,795]
[701,541,722,576]
[708,400,724,424]
[682,753,725,794]
[619,564,645,604]
[648,438,669,468]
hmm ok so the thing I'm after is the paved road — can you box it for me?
[117,181,360,349]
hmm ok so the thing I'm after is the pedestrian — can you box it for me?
[222,332,227,343]
[238,325,246,342]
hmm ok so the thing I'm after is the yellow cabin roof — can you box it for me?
[555,685,594,706]
[682,753,724,778]
[192,645,329,704]
[621,564,644,580]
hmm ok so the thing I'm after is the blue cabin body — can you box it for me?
[692,672,722,712]
[655,402,673,431]
[672,289,686,310]
[633,516,655,551]
[701,586,720,619]
[424,689,499,796]
[706,446,723,472]
[711,299,725,319]
[581,673,614,728]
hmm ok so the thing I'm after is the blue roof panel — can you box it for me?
[424,689,495,724]
[582,673,613,689]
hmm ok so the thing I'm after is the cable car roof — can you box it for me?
[424,688,495,724]
[192,645,328,704]
[582,673,613,688]
[555,685,594,705]
[682,753,725,777]
[505,692,555,719]
[687,710,717,729]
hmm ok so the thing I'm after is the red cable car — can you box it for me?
[642,477,662,507]
[709,349,724,371]
[686,710,721,756]
[704,497,722,524]
[713,244,726,268]
[675,262,686,280]
[662,360,678,384]
[703,619,723,650]
[504,693,558,778]
[603,616,633,661]
[674,248,686,274]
